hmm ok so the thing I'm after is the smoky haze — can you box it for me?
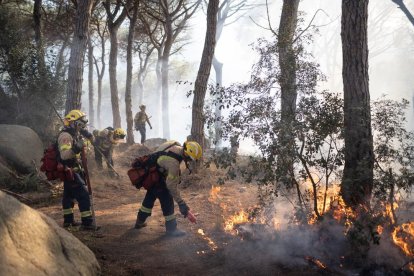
[82,0,414,144]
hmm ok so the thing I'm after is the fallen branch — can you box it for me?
[0,188,33,203]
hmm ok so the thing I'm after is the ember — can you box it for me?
[197,228,218,251]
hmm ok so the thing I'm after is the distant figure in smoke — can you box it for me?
[92,127,126,177]
[134,105,152,144]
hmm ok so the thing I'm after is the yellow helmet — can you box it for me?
[64,110,87,127]
[183,141,202,161]
[114,128,126,139]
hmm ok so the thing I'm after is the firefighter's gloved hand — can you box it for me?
[72,139,84,154]
[178,201,189,217]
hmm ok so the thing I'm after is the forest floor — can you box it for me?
[35,144,328,276]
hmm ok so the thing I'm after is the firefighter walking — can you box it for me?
[58,110,97,230]
[134,140,202,236]
[134,104,152,144]
[93,127,126,177]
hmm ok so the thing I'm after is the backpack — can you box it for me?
[40,143,66,181]
[128,149,182,190]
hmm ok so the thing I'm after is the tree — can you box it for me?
[209,0,258,147]
[142,0,200,138]
[277,0,300,187]
[90,7,108,129]
[340,0,374,208]
[88,35,94,128]
[125,0,139,144]
[191,0,219,156]
[104,0,129,128]
[65,0,94,113]
[391,0,414,26]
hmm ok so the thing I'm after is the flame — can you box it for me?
[385,202,399,225]
[392,222,414,271]
[197,228,218,251]
[305,256,327,269]
[209,186,221,202]
[224,210,250,232]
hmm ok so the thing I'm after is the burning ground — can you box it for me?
[36,144,414,275]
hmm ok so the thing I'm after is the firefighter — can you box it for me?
[58,109,96,230]
[134,140,202,237]
[93,127,126,176]
[134,104,152,144]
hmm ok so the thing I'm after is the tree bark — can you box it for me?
[33,0,46,74]
[277,0,300,187]
[65,0,94,113]
[391,0,414,26]
[213,56,223,147]
[341,0,374,208]
[161,13,173,139]
[125,1,138,144]
[191,0,219,156]
[104,0,129,128]
[88,37,94,128]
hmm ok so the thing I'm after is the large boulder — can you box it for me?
[0,191,100,276]
[0,124,43,173]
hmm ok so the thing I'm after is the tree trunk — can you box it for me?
[341,0,374,208]
[161,14,173,139]
[33,0,46,75]
[65,0,94,113]
[105,0,128,128]
[277,0,300,187]
[55,39,68,80]
[391,0,414,26]
[108,28,122,128]
[155,54,162,137]
[97,76,102,129]
[137,73,144,105]
[191,0,219,157]
[88,38,94,128]
[125,1,138,144]
[213,56,223,148]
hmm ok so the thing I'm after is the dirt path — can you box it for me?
[36,150,324,276]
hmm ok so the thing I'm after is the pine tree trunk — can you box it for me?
[65,0,94,113]
[155,55,162,137]
[125,1,138,145]
[161,14,173,139]
[191,0,219,155]
[341,0,373,208]
[213,56,223,148]
[88,38,95,128]
[108,28,122,128]
[33,0,46,75]
[277,0,299,187]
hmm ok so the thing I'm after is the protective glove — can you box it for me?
[72,139,84,154]
[178,201,189,217]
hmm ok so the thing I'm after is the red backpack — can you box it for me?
[128,150,183,190]
[40,143,66,181]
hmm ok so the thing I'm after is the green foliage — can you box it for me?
[0,4,65,142]
[206,34,414,231]
[0,172,40,193]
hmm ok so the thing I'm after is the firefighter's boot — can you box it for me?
[165,218,185,237]
[134,220,147,229]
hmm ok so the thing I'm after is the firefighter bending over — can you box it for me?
[134,104,152,144]
[58,110,96,230]
[93,127,126,176]
[134,140,202,237]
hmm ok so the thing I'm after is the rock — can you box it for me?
[0,191,101,276]
[0,125,43,174]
